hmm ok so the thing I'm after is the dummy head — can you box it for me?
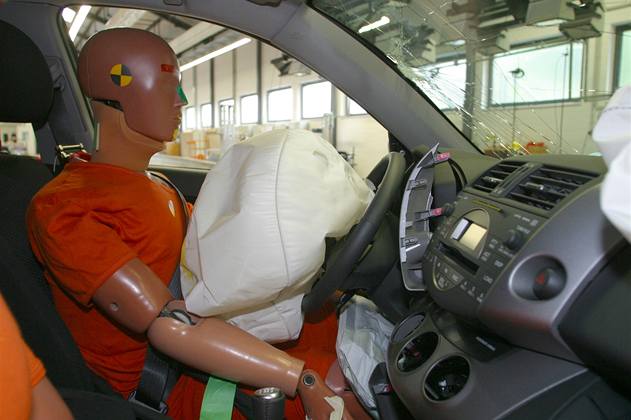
[78,28,188,143]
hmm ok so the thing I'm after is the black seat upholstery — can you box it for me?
[0,19,169,420]
[0,155,101,391]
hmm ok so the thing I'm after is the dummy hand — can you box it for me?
[298,370,354,420]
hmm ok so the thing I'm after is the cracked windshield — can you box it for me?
[312,0,631,157]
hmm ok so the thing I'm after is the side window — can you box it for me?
[218,99,235,127]
[614,25,631,89]
[0,124,37,157]
[63,6,388,176]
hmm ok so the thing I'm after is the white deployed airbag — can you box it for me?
[180,129,374,342]
[594,86,631,243]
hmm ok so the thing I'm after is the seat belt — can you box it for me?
[128,171,191,413]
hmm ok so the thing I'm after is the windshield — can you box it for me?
[311,0,630,158]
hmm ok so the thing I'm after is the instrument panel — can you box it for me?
[423,193,544,319]
[389,153,628,419]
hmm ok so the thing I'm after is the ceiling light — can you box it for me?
[62,8,76,23]
[534,18,567,26]
[447,39,466,47]
[180,38,251,71]
[526,0,575,26]
[559,13,603,39]
[478,29,511,56]
[68,5,91,41]
[478,14,515,29]
[559,1,603,39]
[358,16,390,34]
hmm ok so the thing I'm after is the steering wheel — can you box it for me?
[301,151,407,315]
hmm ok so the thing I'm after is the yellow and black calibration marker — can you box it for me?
[110,64,133,87]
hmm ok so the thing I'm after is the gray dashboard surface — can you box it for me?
[389,152,627,419]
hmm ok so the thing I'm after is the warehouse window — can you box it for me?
[184,106,196,130]
[219,99,234,126]
[240,94,259,124]
[490,42,583,105]
[347,98,367,115]
[200,103,213,128]
[301,80,332,119]
[614,25,631,89]
[416,59,467,110]
[267,87,292,122]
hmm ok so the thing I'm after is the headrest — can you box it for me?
[0,20,53,129]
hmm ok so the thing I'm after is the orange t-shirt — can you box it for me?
[0,294,47,420]
[27,161,339,420]
[27,161,188,396]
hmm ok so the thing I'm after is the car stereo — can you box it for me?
[422,193,544,318]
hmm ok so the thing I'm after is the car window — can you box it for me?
[0,123,38,158]
[62,6,388,177]
[312,0,631,158]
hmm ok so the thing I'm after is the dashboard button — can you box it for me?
[482,274,494,284]
[492,258,506,270]
[443,202,455,217]
[504,229,524,250]
[532,268,565,299]
[449,271,463,284]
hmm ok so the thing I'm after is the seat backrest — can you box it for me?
[0,19,106,393]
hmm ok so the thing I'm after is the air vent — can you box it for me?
[508,166,598,211]
[472,161,525,193]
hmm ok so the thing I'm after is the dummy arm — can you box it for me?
[93,258,351,419]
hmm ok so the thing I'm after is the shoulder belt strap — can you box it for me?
[130,171,190,413]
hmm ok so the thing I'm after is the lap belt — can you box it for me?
[129,172,190,413]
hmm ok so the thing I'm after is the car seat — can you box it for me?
[0,18,169,420]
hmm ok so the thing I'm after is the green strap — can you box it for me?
[199,376,237,420]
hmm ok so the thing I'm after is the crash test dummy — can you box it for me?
[27,28,350,420]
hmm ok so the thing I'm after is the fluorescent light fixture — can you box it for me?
[447,39,466,47]
[180,37,251,71]
[358,16,390,34]
[68,5,91,41]
[478,14,515,28]
[62,8,76,23]
[526,0,574,26]
[534,18,567,26]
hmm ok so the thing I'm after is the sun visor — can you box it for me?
[181,129,374,342]
[594,86,631,243]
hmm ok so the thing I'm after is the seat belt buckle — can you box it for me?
[55,143,89,163]
[128,390,169,414]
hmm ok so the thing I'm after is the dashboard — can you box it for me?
[386,150,631,419]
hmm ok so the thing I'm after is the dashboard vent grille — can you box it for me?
[508,166,598,211]
[472,161,525,193]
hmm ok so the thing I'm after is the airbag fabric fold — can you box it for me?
[181,129,373,342]
[594,86,631,243]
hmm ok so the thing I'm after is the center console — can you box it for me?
[424,194,544,319]
[388,155,627,419]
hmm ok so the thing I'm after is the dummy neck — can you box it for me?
[90,100,165,173]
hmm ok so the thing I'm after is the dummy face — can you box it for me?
[79,28,189,143]
[141,61,189,142]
